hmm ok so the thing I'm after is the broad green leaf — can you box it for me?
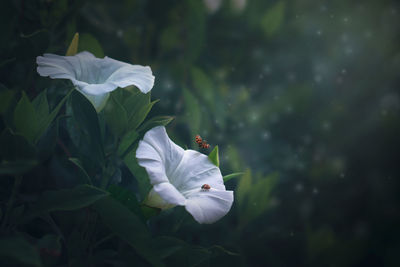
[104,94,128,137]
[223,172,244,183]
[0,236,41,266]
[183,88,201,140]
[78,33,104,58]
[121,87,148,113]
[93,197,164,267]
[0,128,37,174]
[236,169,252,206]
[129,100,159,131]
[137,116,174,133]
[25,185,108,220]
[32,89,49,118]
[154,236,211,266]
[69,158,92,184]
[123,148,152,200]
[66,32,79,56]
[117,129,139,157]
[69,90,105,164]
[191,67,214,110]
[208,145,219,167]
[0,87,15,115]
[226,146,242,172]
[0,160,38,175]
[33,90,69,144]
[13,92,39,143]
[239,172,279,225]
[141,205,161,220]
[261,1,286,37]
[108,184,142,217]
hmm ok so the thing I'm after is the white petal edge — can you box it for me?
[153,183,186,207]
[136,126,185,185]
[185,189,234,224]
[36,52,155,110]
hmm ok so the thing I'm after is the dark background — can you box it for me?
[1,0,400,266]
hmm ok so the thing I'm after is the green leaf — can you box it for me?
[69,90,105,164]
[108,184,142,217]
[104,94,128,137]
[123,148,152,200]
[153,236,211,266]
[69,158,92,184]
[183,88,201,140]
[223,172,244,183]
[236,169,252,206]
[24,185,108,221]
[0,128,37,174]
[32,90,49,119]
[261,1,286,37]
[0,236,42,266]
[13,92,39,143]
[0,160,38,175]
[78,33,104,58]
[122,88,149,116]
[0,87,15,115]
[93,197,164,267]
[238,171,279,225]
[137,116,174,133]
[66,32,79,56]
[117,129,139,157]
[0,128,36,160]
[208,145,219,167]
[33,90,69,144]
[190,67,215,110]
[129,100,159,131]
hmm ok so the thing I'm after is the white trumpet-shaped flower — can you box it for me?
[36,51,155,112]
[136,126,234,224]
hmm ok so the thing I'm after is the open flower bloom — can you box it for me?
[136,126,234,224]
[36,51,155,112]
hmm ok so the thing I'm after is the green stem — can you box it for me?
[1,175,23,230]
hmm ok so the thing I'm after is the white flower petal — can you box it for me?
[136,126,185,185]
[170,150,225,194]
[136,126,234,223]
[153,183,186,206]
[185,189,234,224]
[36,51,155,111]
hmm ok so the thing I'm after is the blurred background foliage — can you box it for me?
[1,0,400,266]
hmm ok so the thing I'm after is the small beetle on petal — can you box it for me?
[201,184,211,190]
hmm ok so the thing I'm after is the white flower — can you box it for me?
[136,126,234,224]
[36,51,155,112]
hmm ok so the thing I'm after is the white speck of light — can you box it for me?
[295,183,304,192]
[322,121,331,130]
[314,74,323,83]
[313,187,319,194]
[345,46,353,55]
[261,131,270,140]
[117,29,124,38]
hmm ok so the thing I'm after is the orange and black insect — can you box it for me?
[201,184,211,190]
[195,135,210,149]
[195,135,203,145]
